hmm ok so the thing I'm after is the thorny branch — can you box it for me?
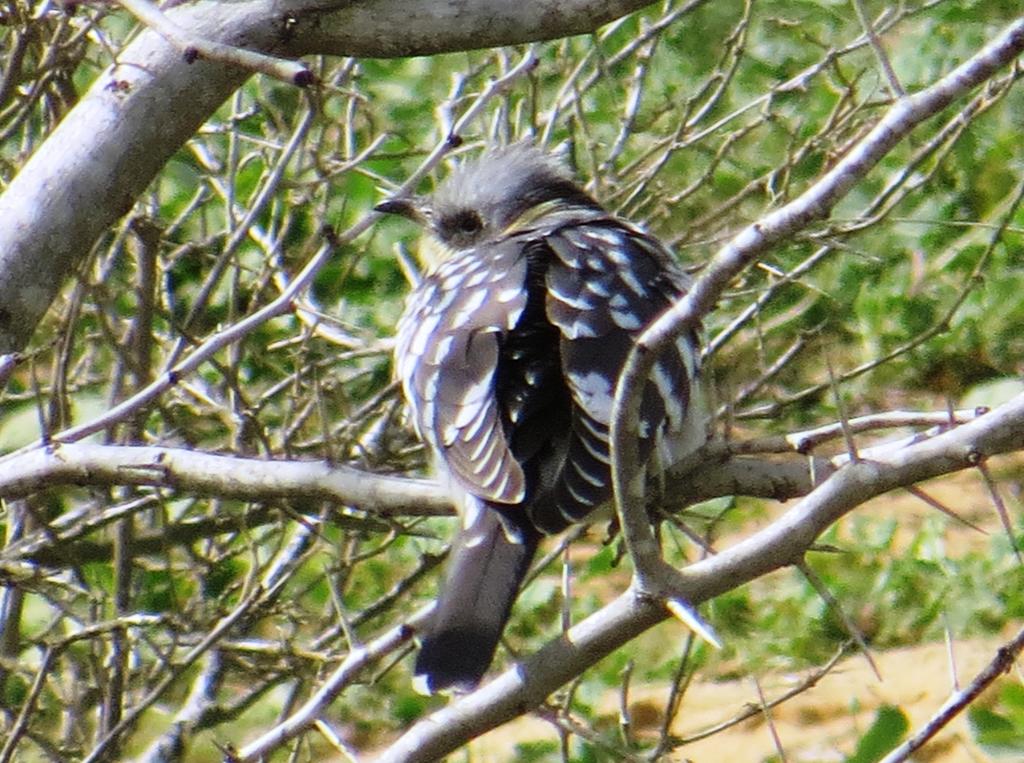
[2,4,1023,762]
[608,13,1024,606]
[378,393,1024,761]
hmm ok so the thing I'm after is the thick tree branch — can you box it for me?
[1,47,536,454]
[1,405,986,567]
[608,14,1024,600]
[377,393,1024,762]
[0,439,828,523]
[0,0,657,354]
[118,0,312,84]
[0,443,448,516]
[297,0,659,58]
[0,6,248,354]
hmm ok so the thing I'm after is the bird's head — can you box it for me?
[376,144,596,254]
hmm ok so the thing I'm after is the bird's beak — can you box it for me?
[375,197,428,225]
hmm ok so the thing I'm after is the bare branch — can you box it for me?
[0,0,650,355]
[0,443,449,517]
[3,5,1022,760]
[878,622,1024,763]
[608,15,1024,601]
[233,609,429,761]
[851,0,905,97]
[372,392,1024,761]
[117,0,312,85]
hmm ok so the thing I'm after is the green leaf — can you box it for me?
[583,545,616,577]
[846,705,909,763]
[514,740,560,762]
[203,558,243,599]
[2,673,29,706]
[969,706,1024,754]
[1000,682,1024,714]
[138,569,178,612]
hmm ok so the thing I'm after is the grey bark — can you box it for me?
[0,0,653,354]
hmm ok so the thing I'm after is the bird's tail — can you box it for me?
[414,507,539,695]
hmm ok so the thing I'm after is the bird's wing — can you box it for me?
[544,221,697,523]
[396,243,529,505]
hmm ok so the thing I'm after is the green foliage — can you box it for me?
[515,740,562,761]
[2,0,1023,760]
[690,505,1024,682]
[846,705,909,763]
[968,682,1024,756]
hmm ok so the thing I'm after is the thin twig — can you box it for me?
[851,0,905,96]
[678,644,849,744]
[610,19,1024,600]
[878,623,1024,763]
[117,0,312,85]
[798,561,880,680]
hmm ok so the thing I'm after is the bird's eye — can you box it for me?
[450,210,483,235]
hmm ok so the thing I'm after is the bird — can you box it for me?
[378,143,706,695]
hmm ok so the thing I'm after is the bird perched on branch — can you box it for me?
[378,144,706,695]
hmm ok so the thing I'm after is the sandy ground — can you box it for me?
[468,636,1013,761]
[464,462,1023,762]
